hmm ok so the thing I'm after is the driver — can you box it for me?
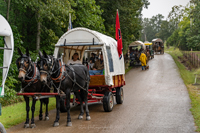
[67,53,82,65]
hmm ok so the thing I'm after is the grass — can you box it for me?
[0,97,56,129]
[125,66,132,74]
[166,46,200,132]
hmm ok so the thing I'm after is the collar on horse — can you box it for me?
[51,60,66,82]
[24,63,39,84]
[19,63,39,93]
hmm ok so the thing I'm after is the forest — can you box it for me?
[0,0,149,105]
[141,0,200,51]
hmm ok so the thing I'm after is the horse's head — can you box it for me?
[37,50,53,84]
[16,48,32,81]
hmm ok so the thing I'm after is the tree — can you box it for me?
[72,0,105,33]
[12,0,74,51]
[96,0,148,51]
[142,14,164,42]
[156,21,171,41]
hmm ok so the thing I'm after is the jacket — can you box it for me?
[93,59,104,70]
[139,53,147,66]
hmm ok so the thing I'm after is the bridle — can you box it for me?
[38,56,61,77]
[17,55,33,79]
[37,56,65,93]
[17,56,39,92]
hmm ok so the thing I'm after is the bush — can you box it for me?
[0,86,24,106]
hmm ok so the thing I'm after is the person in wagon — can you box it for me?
[89,54,104,75]
[89,53,95,70]
[67,52,82,65]
[139,50,148,70]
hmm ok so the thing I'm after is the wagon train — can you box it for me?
[152,38,164,54]
[17,27,125,115]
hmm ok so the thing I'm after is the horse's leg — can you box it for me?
[83,91,91,121]
[24,96,30,128]
[66,89,72,126]
[39,99,43,120]
[53,95,60,127]
[74,91,84,119]
[44,98,49,121]
[30,98,36,128]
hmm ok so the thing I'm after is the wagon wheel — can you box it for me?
[116,87,124,104]
[60,98,67,112]
[0,122,6,133]
[103,92,114,112]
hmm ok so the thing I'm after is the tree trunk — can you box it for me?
[36,13,41,51]
[6,0,11,21]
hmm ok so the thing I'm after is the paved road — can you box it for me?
[7,53,195,133]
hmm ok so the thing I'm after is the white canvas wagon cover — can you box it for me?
[54,27,125,86]
[129,41,146,50]
[0,15,14,96]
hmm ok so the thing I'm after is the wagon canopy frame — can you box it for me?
[0,15,14,97]
[53,27,125,86]
[129,41,146,50]
[144,41,152,46]
[152,38,163,43]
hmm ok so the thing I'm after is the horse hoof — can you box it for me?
[53,122,59,127]
[45,116,49,121]
[24,124,29,128]
[67,122,72,127]
[39,116,43,120]
[31,124,36,128]
[78,115,83,119]
[86,116,91,121]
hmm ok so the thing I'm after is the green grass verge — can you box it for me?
[125,66,132,74]
[166,46,200,132]
[0,97,56,129]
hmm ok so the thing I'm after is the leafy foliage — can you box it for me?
[96,0,148,52]
[166,1,200,50]
[141,14,164,42]
[143,1,200,51]
[0,0,148,106]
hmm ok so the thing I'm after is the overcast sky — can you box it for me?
[142,0,191,19]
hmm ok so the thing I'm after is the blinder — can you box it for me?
[16,54,31,72]
[37,56,53,75]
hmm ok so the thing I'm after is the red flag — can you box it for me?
[115,9,123,59]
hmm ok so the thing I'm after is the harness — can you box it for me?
[20,63,39,92]
[51,60,89,93]
[51,60,66,82]
[38,56,90,94]
[65,65,90,93]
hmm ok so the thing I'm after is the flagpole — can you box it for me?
[68,13,73,31]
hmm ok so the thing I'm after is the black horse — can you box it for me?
[16,48,50,128]
[37,50,90,127]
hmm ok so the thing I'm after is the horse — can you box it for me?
[16,48,50,128]
[37,50,90,127]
